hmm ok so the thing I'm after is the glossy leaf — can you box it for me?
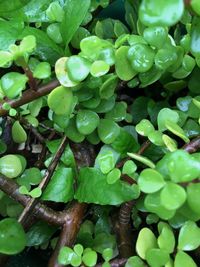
[136,228,157,259]
[0,155,23,179]
[157,108,179,132]
[138,168,165,193]
[0,218,26,255]
[75,167,140,205]
[48,86,74,115]
[156,150,200,182]
[33,62,51,79]
[97,119,120,144]
[178,221,200,251]
[146,248,170,267]
[106,168,121,184]
[115,46,137,81]
[76,110,99,135]
[66,56,91,82]
[174,251,197,267]
[160,182,186,210]
[12,121,27,144]
[139,0,184,27]
[42,167,74,203]
[60,0,91,46]
[55,57,78,87]
[128,43,155,72]
[1,72,28,99]
[90,60,110,77]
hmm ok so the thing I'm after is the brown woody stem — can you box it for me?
[0,80,59,116]
[18,135,68,225]
[182,136,200,153]
[48,202,87,267]
[0,175,65,226]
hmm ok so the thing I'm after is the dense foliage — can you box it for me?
[0,0,199,266]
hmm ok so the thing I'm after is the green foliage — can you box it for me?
[0,0,200,266]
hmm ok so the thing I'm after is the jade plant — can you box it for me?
[0,0,199,266]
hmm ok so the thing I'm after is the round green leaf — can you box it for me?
[33,62,51,79]
[143,26,168,48]
[102,248,113,262]
[136,228,157,260]
[48,86,74,115]
[115,46,137,81]
[148,131,164,146]
[12,121,27,144]
[160,182,186,210]
[66,55,91,82]
[157,108,179,132]
[55,57,78,87]
[98,47,115,66]
[178,221,200,251]
[122,160,137,175]
[73,244,84,256]
[76,109,99,135]
[46,1,64,22]
[175,251,197,267]
[106,168,121,184]
[58,247,75,265]
[125,256,145,267]
[82,250,97,267]
[99,75,118,100]
[47,23,63,44]
[157,222,175,253]
[187,183,200,215]
[19,35,36,54]
[65,118,85,143]
[136,119,155,136]
[90,60,110,77]
[138,168,165,193]
[191,0,200,15]
[0,51,13,67]
[0,218,26,255]
[155,48,178,70]
[139,0,184,27]
[146,248,170,267]
[0,154,23,178]
[1,72,28,99]
[144,192,176,220]
[128,44,155,72]
[105,102,127,122]
[97,119,120,144]
[156,150,200,183]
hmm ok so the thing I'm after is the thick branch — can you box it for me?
[0,175,65,226]
[48,202,87,267]
[182,136,200,153]
[0,80,59,116]
[18,136,68,225]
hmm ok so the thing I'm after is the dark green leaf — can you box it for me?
[42,167,74,203]
[60,0,91,46]
[75,167,140,205]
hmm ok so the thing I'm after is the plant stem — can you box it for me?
[0,80,59,116]
[18,135,68,226]
[182,135,200,153]
[48,202,87,267]
[0,175,65,226]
